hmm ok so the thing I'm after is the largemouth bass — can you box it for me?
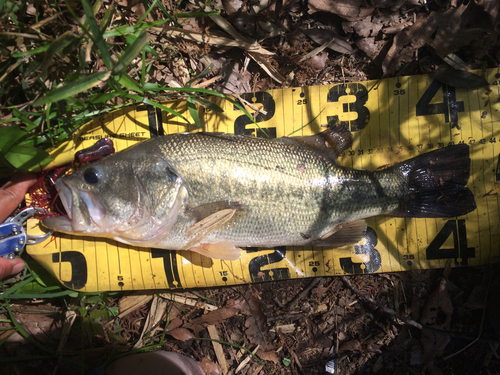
[42,127,476,260]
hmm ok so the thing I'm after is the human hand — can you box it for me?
[0,172,37,279]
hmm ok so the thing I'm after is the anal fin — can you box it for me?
[313,219,367,247]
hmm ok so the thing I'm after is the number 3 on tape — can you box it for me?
[340,228,382,274]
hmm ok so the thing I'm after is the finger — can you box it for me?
[0,172,38,222]
[0,257,25,280]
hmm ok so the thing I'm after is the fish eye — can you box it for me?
[166,166,177,182]
[84,167,101,184]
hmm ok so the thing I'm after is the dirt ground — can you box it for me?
[1,0,500,374]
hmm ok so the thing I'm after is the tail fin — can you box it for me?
[392,144,476,218]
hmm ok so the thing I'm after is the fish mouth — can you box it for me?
[42,179,102,233]
[41,180,73,232]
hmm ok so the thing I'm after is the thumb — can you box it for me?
[0,257,25,279]
[0,172,38,222]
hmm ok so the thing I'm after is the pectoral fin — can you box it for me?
[185,208,237,248]
[186,201,244,222]
[189,241,242,261]
[313,219,367,247]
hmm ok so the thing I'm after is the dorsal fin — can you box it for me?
[286,123,352,163]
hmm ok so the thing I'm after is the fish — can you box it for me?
[41,126,476,260]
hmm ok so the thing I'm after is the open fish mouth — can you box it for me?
[41,179,100,233]
[41,180,74,232]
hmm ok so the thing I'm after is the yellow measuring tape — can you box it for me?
[27,68,500,292]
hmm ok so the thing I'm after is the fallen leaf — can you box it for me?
[258,349,279,364]
[199,356,222,375]
[243,288,272,350]
[429,64,489,89]
[303,52,329,70]
[340,339,361,351]
[168,328,195,342]
[312,284,329,299]
[133,295,168,349]
[343,16,383,38]
[419,277,453,366]
[308,0,374,22]
[184,306,240,333]
[118,293,154,318]
[356,37,387,60]
[165,317,183,331]
[302,28,354,55]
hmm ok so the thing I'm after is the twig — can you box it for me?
[233,93,268,116]
[341,276,422,328]
[267,312,307,322]
[272,296,284,309]
[286,277,322,311]
[192,74,222,88]
[290,349,304,372]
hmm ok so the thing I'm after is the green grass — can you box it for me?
[0,0,254,176]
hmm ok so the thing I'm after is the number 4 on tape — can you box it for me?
[426,220,475,266]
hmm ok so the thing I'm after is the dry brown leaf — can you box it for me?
[308,0,374,22]
[381,12,431,76]
[302,29,354,55]
[428,3,482,57]
[248,52,285,84]
[343,17,383,38]
[312,283,329,299]
[118,293,154,318]
[303,52,329,70]
[243,289,271,350]
[429,65,489,89]
[356,37,387,60]
[419,277,453,366]
[222,0,244,15]
[132,295,168,349]
[258,349,279,364]
[199,356,222,375]
[184,306,240,333]
[340,339,361,351]
[168,328,195,342]
[165,317,183,331]
[158,27,274,55]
